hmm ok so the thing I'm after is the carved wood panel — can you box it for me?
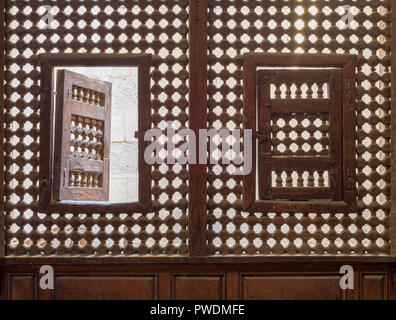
[54,276,158,300]
[1,263,394,300]
[241,274,344,300]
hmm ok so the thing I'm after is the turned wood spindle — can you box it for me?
[297,171,304,187]
[295,82,302,98]
[307,171,315,187]
[275,171,283,187]
[275,84,282,99]
[317,82,324,98]
[318,170,325,187]
[286,170,293,187]
[306,82,313,98]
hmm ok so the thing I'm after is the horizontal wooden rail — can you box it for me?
[270,99,330,113]
[266,68,330,84]
[271,187,331,200]
[270,156,330,170]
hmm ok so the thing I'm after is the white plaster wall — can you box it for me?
[59,67,139,202]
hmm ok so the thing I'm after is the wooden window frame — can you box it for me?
[243,53,357,213]
[38,53,152,213]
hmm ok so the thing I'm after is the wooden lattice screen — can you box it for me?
[3,0,190,255]
[206,0,392,255]
[1,0,393,257]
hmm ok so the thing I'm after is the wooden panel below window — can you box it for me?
[172,275,224,300]
[360,273,389,300]
[2,266,394,300]
[241,275,343,300]
[55,276,158,300]
[9,275,36,300]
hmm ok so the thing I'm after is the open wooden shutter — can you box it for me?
[53,69,112,201]
[257,68,343,202]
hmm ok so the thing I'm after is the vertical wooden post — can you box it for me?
[226,272,240,299]
[391,0,396,257]
[188,0,208,256]
[0,0,5,258]
[158,273,171,300]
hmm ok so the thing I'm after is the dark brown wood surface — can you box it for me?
[257,70,272,200]
[270,99,330,113]
[241,275,343,300]
[271,156,331,170]
[8,275,36,300]
[341,57,357,212]
[55,276,158,300]
[328,69,343,200]
[172,275,224,300]
[360,273,389,300]
[1,260,394,300]
[188,0,208,257]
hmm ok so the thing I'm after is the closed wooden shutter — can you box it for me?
[53,70,112,201]
[257,68,343,202]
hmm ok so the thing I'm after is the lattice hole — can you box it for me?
[272,170,329,188]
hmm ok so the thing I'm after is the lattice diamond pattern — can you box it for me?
[207,0,391,255]
[4,0,189,255]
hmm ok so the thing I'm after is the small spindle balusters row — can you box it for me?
[69,171,103,188]
[271,82,328,99]
[272,170,329,187]
[72,85,105,107]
